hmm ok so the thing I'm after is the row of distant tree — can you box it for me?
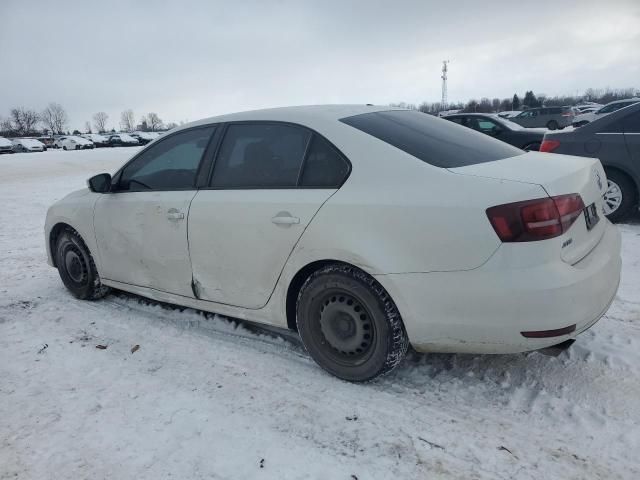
[392,87,639,115]
[0,103,179,137]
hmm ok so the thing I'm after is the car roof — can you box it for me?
[605,98,640,105]
[176,105,403,132]
[446,113,498,117]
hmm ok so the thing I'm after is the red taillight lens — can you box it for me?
[539,140,560,152]
[486,194,585,242]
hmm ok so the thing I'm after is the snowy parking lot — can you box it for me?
[1,148,639,479]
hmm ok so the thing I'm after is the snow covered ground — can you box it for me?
[1,148,639,479]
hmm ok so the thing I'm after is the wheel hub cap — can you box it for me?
[603,180,622,216]
[319,294,372,356]
[64,250,85,283]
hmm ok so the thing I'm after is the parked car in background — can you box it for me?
[444,113,544,151]
[575,103,603,113]
[541,102,640,222]
[510,106,576,130]
[0,137,14,154]
[37,136,55,150]
[107,133,140,147]
[12,138,45,152]
[130,131,160,145]
[497,111,522,118]
[45,105,621,382]
[57,136,95,150]
[572,98,640,127]
[82,133,109,147]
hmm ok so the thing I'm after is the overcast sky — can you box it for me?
[1,0,638,130]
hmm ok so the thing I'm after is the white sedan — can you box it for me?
[12,138,45,152]
[56,135,95,150]
[45,105,622,381]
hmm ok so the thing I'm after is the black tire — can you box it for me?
[54,229,110,300]
[296,264,409,382]
[603,170,638,223]
[546,120,559,130]
[63,146,67,150]
[523,142,541,151]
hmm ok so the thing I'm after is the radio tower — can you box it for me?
[441,60,449,110]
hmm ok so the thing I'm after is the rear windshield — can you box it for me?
[340,110,523,168]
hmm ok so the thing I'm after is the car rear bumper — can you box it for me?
[375,220,622,354]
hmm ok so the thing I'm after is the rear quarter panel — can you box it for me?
[283,133,547,276]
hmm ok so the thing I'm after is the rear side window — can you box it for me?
[340,110,523,168]
[211,123,310,188]
[300,135,350,187]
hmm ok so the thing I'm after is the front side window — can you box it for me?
[211,123,310,188]
[118,126,214,191]
[472,118,500,133]
[340,110,523,168]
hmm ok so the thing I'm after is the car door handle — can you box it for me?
[271,212,300,225]
[167,211,185,220]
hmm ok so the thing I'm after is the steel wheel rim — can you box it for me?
[603,180,622,215]
[62,245,88,286]
[315,290,376,365]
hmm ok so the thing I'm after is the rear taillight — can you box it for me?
[539,139,560,152]
[486,194,585,242]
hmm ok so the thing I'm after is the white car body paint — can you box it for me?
[45,105,622,354]
[12,138,45,152]
[57,136,93,150]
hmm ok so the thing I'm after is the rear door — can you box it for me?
[623,110,640,176]
[94,126,215,296]
[188,122,350,308]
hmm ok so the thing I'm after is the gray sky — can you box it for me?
[1,0,638,130]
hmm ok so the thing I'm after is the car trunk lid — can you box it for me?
[448,151,608,264]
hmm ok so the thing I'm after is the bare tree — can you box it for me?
[93,112,109,133]
[41,103,68,134]
[120,109,135,132]
[84,121,92,133]
[9,107,40,136]
[0,116,12,136]
[146,112,163,131]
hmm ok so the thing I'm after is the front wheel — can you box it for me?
[603,170,637,222]
[546,120,559,130]
[55,229,110,300]
[296,264,409,382]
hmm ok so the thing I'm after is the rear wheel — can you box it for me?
[546,120,559,130]
[55,229,110,300]
[296,264,409,382]
[603,170,637,222]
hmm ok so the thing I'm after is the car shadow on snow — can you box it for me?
[110,290,586,401]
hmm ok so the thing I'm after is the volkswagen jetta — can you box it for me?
[45,105,622,382]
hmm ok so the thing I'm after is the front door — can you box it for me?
[94,125,216,296]
[188,123,350,309]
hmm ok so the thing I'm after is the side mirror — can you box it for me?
[491,126,501,136]
[87,173,112,193]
